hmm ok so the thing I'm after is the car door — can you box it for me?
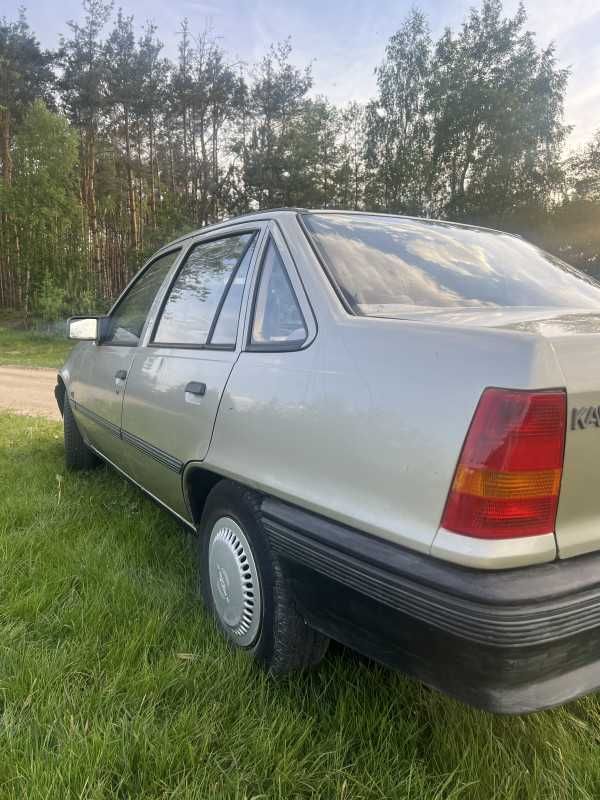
[120,224,266,518]
[69,247,182,467]
[204,224,318,508]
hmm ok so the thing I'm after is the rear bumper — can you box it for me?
[261,498,600,714]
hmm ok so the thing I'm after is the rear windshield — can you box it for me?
[303,213,600,316]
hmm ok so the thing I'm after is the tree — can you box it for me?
[0,11,54,308]
[239,40,312,208]
[0,102,83,316]
[0,10,54,186]
[569,130,600,201]
[59,0,112,288]
[427,0,569,222]
[365,10,432,213]
[337,102,366,210]
[105,10,140,252]
[0,0,597,320]
[535,130,600,276]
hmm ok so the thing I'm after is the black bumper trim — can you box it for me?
[262,498,600,648]
[261,497,600,712]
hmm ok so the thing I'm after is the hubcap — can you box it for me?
[208,516,261,647]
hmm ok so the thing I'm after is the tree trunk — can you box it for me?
[148,111,157,226]
[124,108,139,251]
[0,108,12,186]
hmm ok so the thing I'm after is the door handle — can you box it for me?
[115,370,127,380]
[185,381,206,396]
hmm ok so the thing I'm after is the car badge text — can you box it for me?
[571,406,600,430]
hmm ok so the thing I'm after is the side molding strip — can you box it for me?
[71,400,183,474]
[121,429,183,474]
[71,400,120,438]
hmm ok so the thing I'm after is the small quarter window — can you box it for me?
[251,240,307,347]
[104,249,180,345]
[154,233,254,346]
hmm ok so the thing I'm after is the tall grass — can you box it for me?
[1,413,600,799]
[0,325,73,369]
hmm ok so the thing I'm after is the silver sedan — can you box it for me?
[58,209,600,713]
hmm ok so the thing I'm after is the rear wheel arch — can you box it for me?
[183,464,226,526]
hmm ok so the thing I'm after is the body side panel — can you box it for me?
[206,299,564,560]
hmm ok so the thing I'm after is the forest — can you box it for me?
[0,0,599,320]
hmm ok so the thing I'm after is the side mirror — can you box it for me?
[68,316,109,342]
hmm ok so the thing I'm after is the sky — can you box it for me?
[9,0,600,152]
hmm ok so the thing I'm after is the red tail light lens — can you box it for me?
[441,388,567,539]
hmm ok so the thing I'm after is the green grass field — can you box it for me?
[2,413,600,799]
[0,325,73,368]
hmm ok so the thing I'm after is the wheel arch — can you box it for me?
[183,463,227,527]
[55,374,67,416]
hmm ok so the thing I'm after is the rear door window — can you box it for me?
[153,232,255,346]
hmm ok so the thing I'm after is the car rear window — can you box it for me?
[303,213,600,316]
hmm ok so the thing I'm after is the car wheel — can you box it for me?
[63,396,100,471]
[198,480,329,674]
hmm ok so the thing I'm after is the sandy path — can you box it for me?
[0,366,61,421]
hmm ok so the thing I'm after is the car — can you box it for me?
[57,208,600,714]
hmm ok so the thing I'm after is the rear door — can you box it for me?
[121,224,265,518]
[70,247,181,467]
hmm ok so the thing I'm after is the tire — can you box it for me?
[63,396,100,471]
[198,480,329,674]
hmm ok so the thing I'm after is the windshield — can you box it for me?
[303,213,600,317]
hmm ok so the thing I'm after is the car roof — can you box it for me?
[160,207,516,253]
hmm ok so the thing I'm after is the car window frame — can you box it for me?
[100,246,184,347]
[147,225,265,352]
[245,223,317,353]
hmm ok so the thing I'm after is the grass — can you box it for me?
[2,413,600,799]
[0,325,73,368]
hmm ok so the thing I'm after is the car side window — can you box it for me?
[104,249,180,346]
[153,232,255,346]
[250,239,307,347]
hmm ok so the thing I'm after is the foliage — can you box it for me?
[0,0,599,319]
[0,101,88,317]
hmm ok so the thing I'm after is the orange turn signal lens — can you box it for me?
[452,465,562,500]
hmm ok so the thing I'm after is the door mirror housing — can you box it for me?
[68,316,109,342]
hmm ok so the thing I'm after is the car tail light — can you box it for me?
[441,388,567,539]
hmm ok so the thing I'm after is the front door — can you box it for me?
[121,227,263,518]
[70,248,182,467]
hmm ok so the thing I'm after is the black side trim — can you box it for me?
[71,400,120,439]
[261,498,600,649]
[71,401,183,474]
[121,430,183,474]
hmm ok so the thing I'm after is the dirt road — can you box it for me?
[0,366,61,421]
